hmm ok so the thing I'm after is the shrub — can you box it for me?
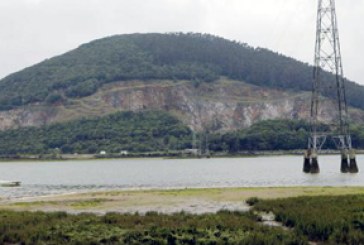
[246,197,260,206]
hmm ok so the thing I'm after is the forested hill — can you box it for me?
[1,32,364,110]
[2,110,364,155]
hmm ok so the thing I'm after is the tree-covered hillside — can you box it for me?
[210,120,364,152]
[0,111,192,155]
[1,110,364,156]
[1,33,364,110]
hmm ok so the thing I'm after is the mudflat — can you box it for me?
[1,186,363,214]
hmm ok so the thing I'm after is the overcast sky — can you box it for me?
[0,0,363,84]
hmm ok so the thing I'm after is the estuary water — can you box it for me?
[0,155,363,199]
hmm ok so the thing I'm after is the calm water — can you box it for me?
[0,155,363,199]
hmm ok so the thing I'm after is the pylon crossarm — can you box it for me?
[308,134,327,151]
[332,135,349,150]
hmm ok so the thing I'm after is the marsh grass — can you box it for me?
[0,210,305,244]
[2,190,364,244]
[253,195,364,243]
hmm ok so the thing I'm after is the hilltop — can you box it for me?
[1,32,364,110]
[0,33,364,139]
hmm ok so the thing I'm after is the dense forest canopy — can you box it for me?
[1,33,364,110]
[0,111,192,155]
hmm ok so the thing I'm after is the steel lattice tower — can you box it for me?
[303,0,359,174]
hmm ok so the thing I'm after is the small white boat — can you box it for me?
[0,181,21,187]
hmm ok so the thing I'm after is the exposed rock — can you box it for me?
[0,78,363,132]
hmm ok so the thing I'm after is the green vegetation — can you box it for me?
[2,111,364,156]
[209,119,312,152]
[2,194,364,244]
[253,195,364,244]
[0,210,304,244]
[69,199,109,208]
[1,33,364,111]
[211,119,364,152]
[0,110,192,155]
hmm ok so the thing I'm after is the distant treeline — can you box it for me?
[1,110,364,156]
[0,111,192,155]
[210,120,364,152]
[1,33,364,111]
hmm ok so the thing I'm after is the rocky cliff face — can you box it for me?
[0,79,363,132]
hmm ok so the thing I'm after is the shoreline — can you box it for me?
[1,150,364,162]
[1,186,364,214]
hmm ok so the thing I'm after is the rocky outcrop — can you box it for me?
[0,79,363,132]
[0,106,58,130]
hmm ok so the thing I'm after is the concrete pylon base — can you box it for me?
[310,158,320,174]
[349,158,359,173]
[303,157,311,173]
[341,156,349,173]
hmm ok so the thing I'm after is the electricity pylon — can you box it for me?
[303,0,359,174]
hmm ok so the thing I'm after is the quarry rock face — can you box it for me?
[0,107,58,130]
[0,79,363,132]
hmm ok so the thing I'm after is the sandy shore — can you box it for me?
[1,187,364,214]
